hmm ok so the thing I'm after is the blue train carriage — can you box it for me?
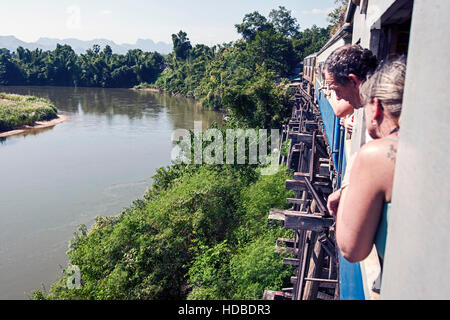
[310,0,420,299]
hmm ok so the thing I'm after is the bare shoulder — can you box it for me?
[357,138,398,164]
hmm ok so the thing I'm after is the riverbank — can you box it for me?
[0,114,68,138]
[0,92,61,135]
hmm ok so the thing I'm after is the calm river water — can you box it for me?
[0,86,223,299]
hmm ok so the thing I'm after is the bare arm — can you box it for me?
[335,141,395,262]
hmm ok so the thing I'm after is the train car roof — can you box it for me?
[304,53,318,59]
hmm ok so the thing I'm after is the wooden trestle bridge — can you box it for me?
[263,82,340,300]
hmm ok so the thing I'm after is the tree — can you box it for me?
[268,6,300,38]
[246,28,297,77]
[327,0,349,36]
[0,49,23,85]
[235,11,273,41]
[293,25,329,61]
[172,30,192,60]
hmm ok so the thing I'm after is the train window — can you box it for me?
[375,0,413,61]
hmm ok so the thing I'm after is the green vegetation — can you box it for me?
[0,44,164,88]
[0,93,57,131]
[35,162,294,300]
[28,4,344,300]
[148,7,329,129]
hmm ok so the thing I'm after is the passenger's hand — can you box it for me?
[327,190,341,216]
[344,116,354,134]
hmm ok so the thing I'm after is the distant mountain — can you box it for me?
[0,35,173,55]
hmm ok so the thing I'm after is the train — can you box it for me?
[291,0,449,299]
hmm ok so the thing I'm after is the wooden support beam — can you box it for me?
[276,238,295,248]
[288,132,324,145]
[317,292,335,301]
[304,177,328,215]
[268,209,286,221]
[283,211,334,231]
[302,232,324,300]
[283,258,301,266]
[286,179,332,194]
[294,172,330,181]
[319,163,331,176]
[304,278,338,284]
[286,198,311,206]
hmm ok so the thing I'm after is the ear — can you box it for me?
[373,98,383,120]
[348,74,362,88]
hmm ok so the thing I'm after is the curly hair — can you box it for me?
[324,44,378,85]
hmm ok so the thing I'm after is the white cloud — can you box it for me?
[302,8,333,15]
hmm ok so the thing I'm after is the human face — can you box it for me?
[324,71,362,109]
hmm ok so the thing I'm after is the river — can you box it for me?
[0,86,223,299]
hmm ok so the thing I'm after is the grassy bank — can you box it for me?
[0,93,58,132]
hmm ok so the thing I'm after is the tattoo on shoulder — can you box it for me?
[387,144,397,161]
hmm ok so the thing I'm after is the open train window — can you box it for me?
[372,0,413,61]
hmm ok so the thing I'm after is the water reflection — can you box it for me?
[0,86,222,131]
[0,85,223,299]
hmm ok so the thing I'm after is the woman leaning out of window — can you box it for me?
[334,57,406,265]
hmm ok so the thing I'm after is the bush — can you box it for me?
[0,93,58,131]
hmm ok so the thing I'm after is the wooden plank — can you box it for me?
[268,209,286,221]
[262,290,289,300]
[295,230,311,299]
[288,132,324,145]
[304,177,328,215]
[262,290,276,300]
[317,292,335,300]
[319,163,330,176]
[294,172,330,181]
[286,198,311,206]
[284,212,334,231]
[276,238,295,247]
[304,278,338,284]
[302,233,323,300]
[286,179,332,194]
[283,258,300,266]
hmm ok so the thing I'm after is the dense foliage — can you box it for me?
[28,5,339,300]
[0,44,165,88]
[149,7,328,129]
[35,161,294,300]
[0,93,57,131]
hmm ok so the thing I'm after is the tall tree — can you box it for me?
[235,11,273,41]
[268,6,300,38]
[172,30,192,60]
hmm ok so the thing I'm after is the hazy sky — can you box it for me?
[0,0,337,45]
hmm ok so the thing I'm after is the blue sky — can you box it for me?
[0,0,337,45]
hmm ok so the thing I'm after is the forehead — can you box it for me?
[324,71,337,86]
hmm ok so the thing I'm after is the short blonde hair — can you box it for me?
[360,57,406,119]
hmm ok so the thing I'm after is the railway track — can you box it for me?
[263,82,339,300]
